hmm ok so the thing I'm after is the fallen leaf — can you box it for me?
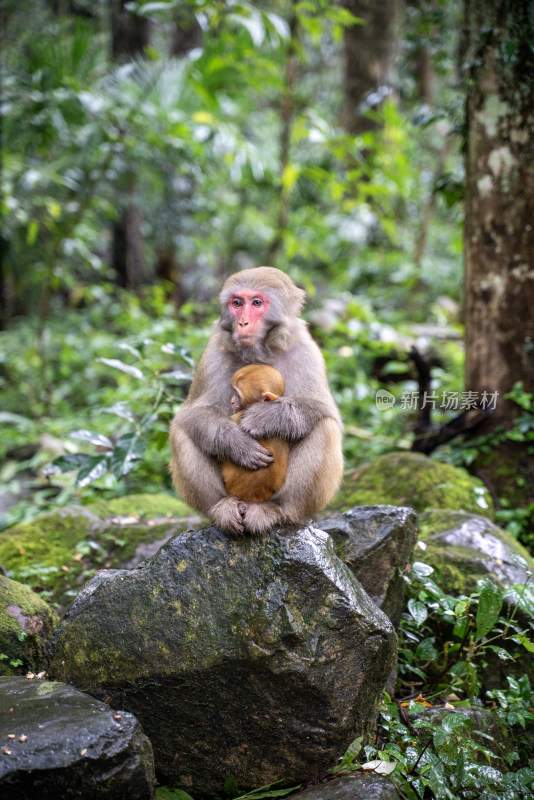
[73,553,83,562]
[80,748,87,756]
[362,760,396,775]
[7,734,15,739]
[402,693,432,707]
[19,735,27,742]
[3,748,11,755]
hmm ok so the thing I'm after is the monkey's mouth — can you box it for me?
[236,333,259,344]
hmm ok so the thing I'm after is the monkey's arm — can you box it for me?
[173,404,274,469]
[240,396,338,441]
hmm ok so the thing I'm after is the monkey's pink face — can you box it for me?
[228,290,271,342]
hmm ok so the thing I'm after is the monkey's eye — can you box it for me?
[252,298,263,307]
[231,298,243,308]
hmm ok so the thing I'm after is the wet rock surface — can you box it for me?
[419,510,534,597]
[0,677,155,799]
[319,505,418,627]
[50,525,397,793]
[295,774,400,800]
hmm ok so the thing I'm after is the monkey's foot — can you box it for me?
[242,501,285,535]
[209,496,247,537]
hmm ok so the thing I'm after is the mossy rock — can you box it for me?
[84,493,193,519]
[331,452,493,518]
[419,510,534,598]
[418,510,534,692]
[50,524,397,792]
[0,494,200,613]
[0,576,59,676]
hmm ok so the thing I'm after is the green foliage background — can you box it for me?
[1,0,469,529]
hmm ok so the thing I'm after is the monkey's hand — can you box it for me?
[240,397,328,441]
[228,429,274,470]
[178,406,273,469]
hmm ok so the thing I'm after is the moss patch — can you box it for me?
[0,576,58,675]
[0,495,200,612]
[331,452,494,518]
[85,493,194,520]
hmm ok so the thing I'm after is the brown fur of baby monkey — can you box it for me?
[222,364,290,504]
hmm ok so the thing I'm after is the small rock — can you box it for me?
[0,677,155,799]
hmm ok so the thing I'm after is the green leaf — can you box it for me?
[119,342,142,358]
[442,713,471,732]
[160,343,195,367]
[234,780,301,800]
[475,579,503,639]
[224,777,240,799]
[97,358,145,381]
[486,645,514,660]
[54,453,94,472]
[76,455,110,487]
[109,433,147,479]
[411,562,434,578]
[337,735,363,769]
[0,412,34,429]
[454,747,465,789]
[415,637,437,661]
[408,599,428,627]
[102,401,136,422]
[70,429,113,448]
[516,634,534,653]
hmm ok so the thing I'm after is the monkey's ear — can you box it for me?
[261,391,278,402]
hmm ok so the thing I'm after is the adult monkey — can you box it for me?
[169,266,343,535]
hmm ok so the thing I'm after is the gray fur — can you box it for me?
[169,267,343,535]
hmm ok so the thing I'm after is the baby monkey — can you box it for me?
[222,364,289,503]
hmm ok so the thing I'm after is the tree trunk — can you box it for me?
[112,197,149,289]
[464,0,534,514]
[170,6,202,57]
[342,0,401,135]
[267,0,299,264]
[110,1,150,288]
[111,0,150,62]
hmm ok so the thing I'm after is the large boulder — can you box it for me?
[50,525,397,794]
[0,494,198,612]
[419,510,534,690]
[0,576,58,676]
[319,506,418,627]
[419,510,534,598]
[331,452,493,518]
[0,677,155,799]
